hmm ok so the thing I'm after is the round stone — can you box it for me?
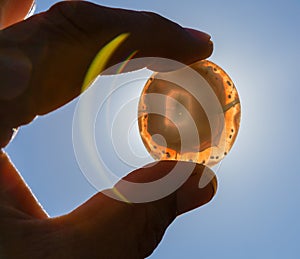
[138,60,241,167]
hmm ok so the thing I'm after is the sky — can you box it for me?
[5,0,300,258]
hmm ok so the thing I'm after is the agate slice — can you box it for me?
[138,60,241,167]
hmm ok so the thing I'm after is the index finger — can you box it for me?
[0,1,213,146]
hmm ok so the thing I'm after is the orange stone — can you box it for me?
[138,60,241,167]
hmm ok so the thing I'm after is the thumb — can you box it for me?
[111,161,217,215]
[66,161,217,258]
[0,1,213,140]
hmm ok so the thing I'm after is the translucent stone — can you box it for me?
[138,60,241,167]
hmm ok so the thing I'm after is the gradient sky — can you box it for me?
[5,0,300,258]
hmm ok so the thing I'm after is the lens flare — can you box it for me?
[82,33,130,91]
[73,57,240,202]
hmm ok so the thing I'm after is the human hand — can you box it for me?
[0,1,217,258]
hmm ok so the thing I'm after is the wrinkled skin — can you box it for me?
[0,1,217,258]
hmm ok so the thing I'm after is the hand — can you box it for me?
[0,1,217,258]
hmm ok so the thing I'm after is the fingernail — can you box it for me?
[198,166,217,191]
[176,164,217,215]
[184,28,214,61]
[185,28,211,42]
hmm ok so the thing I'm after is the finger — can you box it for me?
[0,0,35,29]
[65,161,217,258]
[113,160,217,215]
[0,1,213,135]
[0,150,48,219]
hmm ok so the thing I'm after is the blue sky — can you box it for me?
[5,0,300,258]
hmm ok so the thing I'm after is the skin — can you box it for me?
[0,1,217,258]
[0,0,34,29]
